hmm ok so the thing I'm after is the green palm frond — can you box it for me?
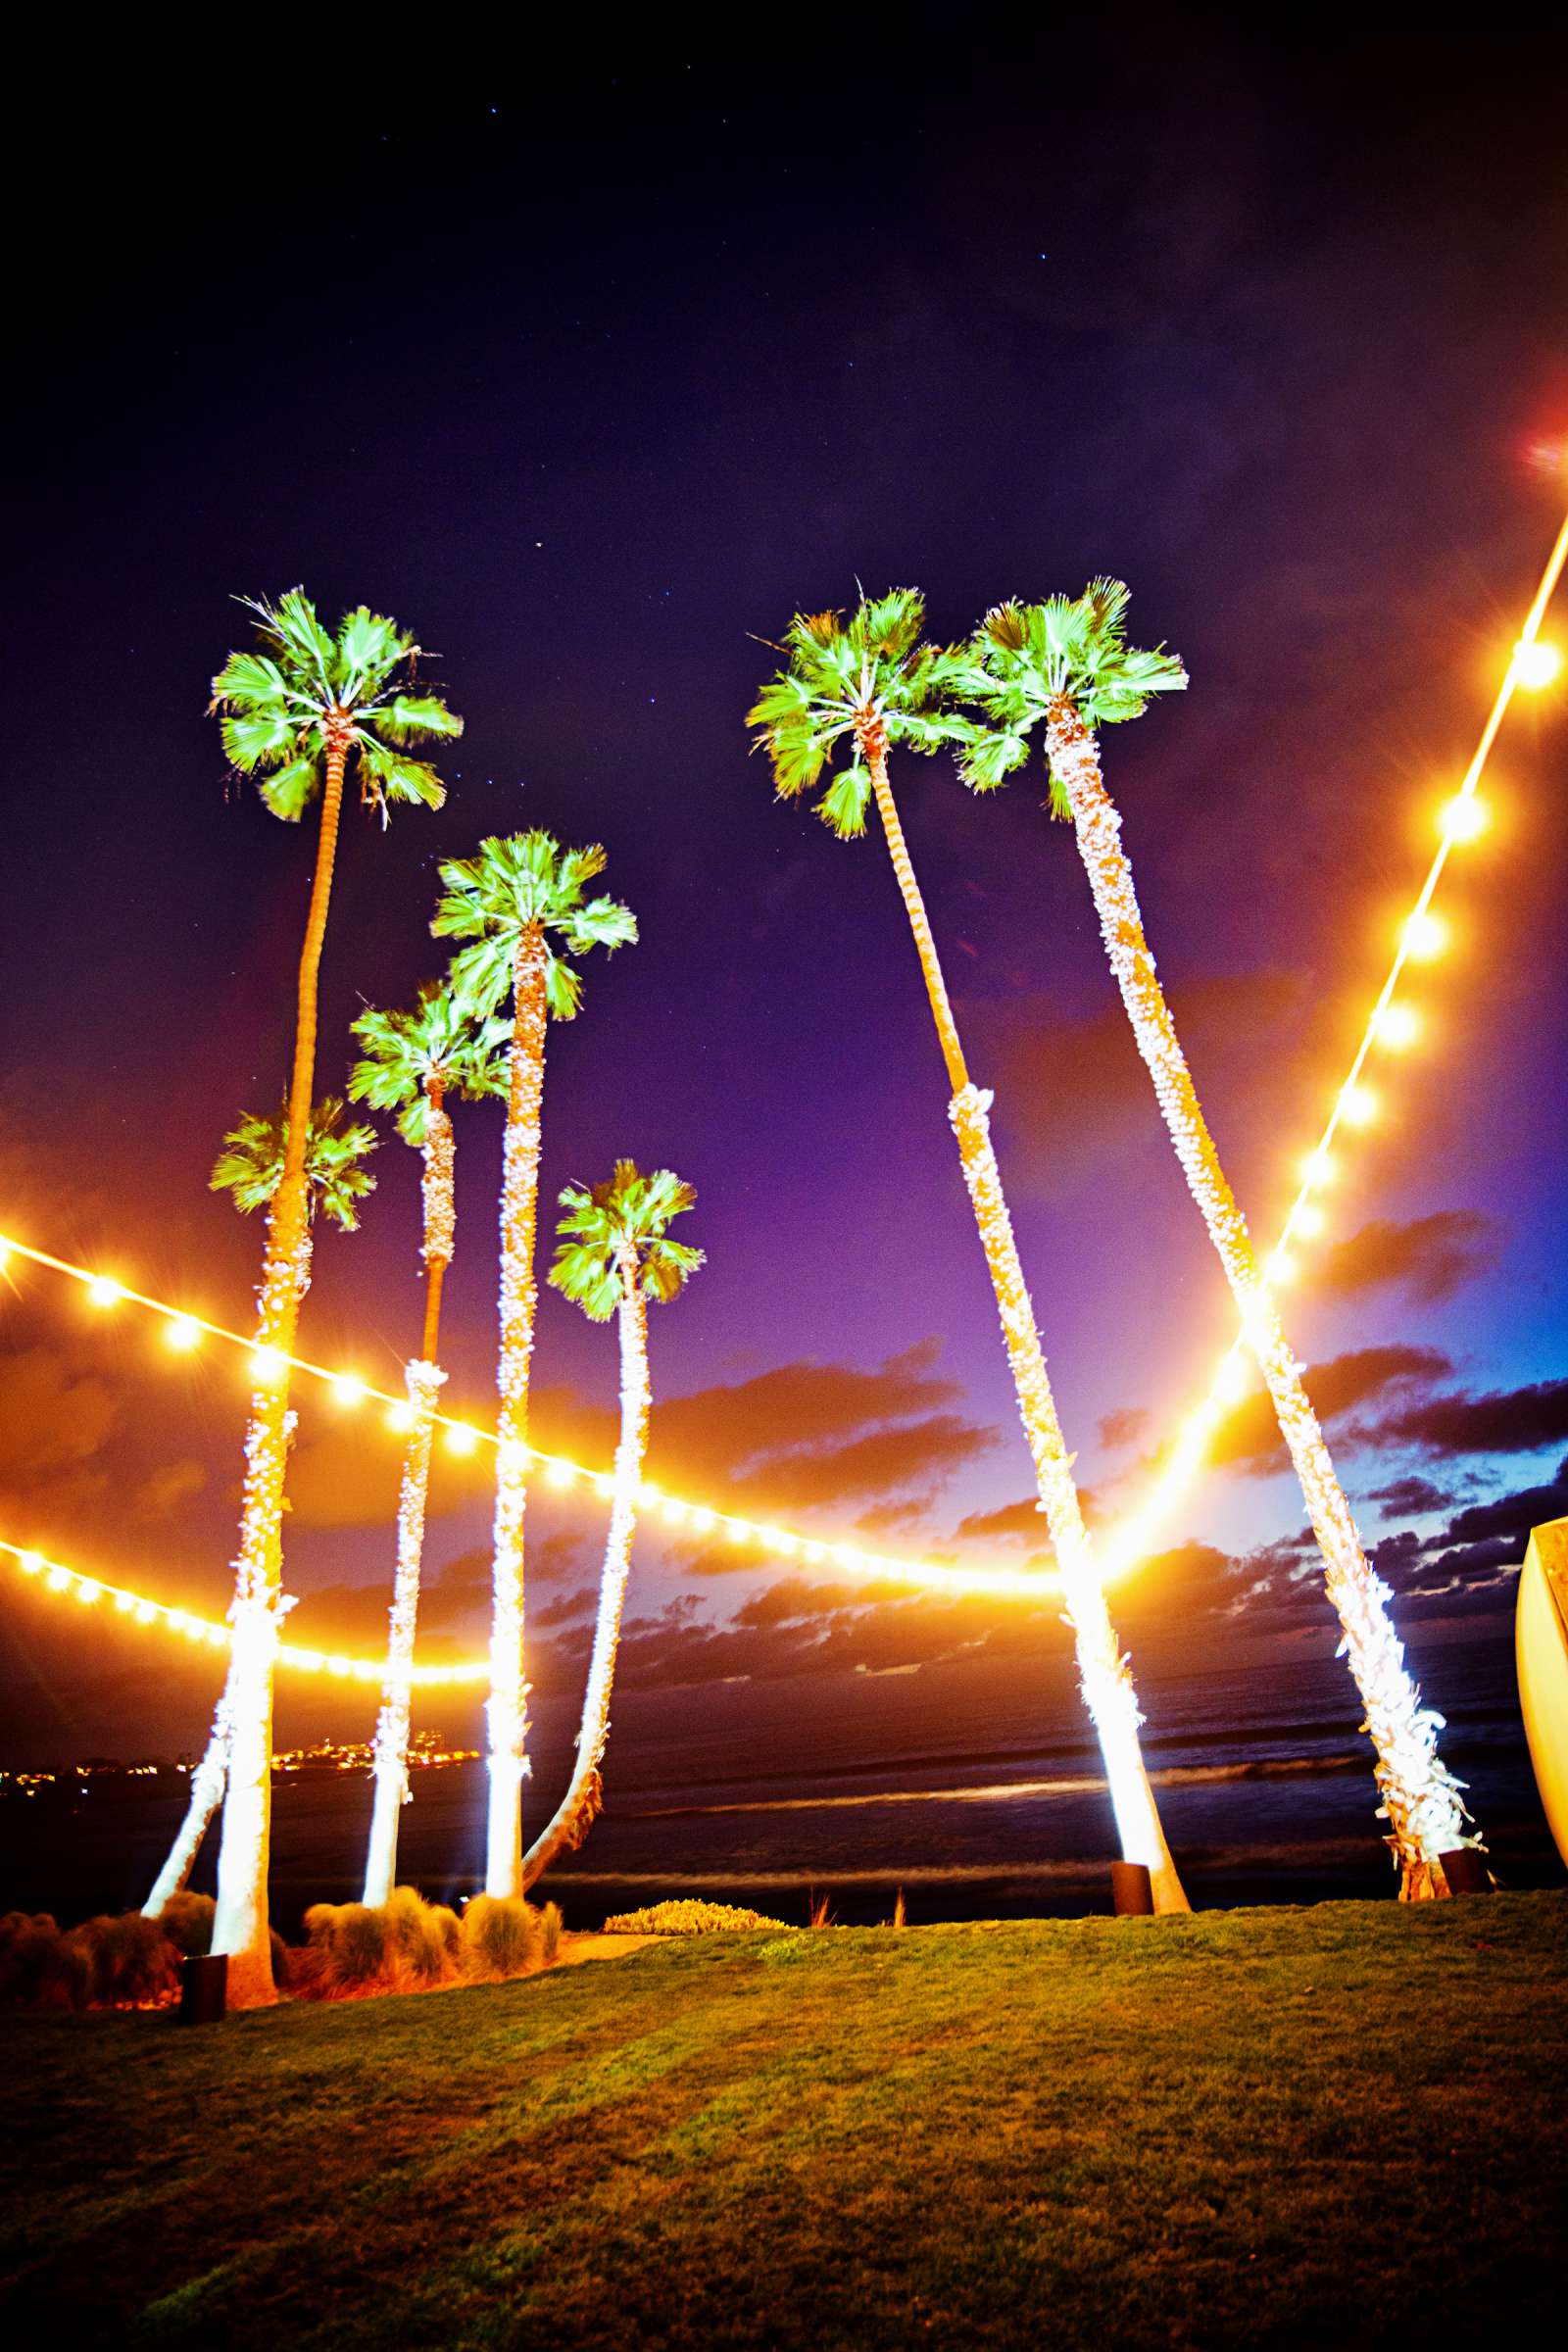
[212,589,461,823]
[211,1098,378,1231]
[349,982,512,1145]
[431,830,636,1023]
[548,1159,704,1320]
[747,588,974,840]
[952,581,1187,814]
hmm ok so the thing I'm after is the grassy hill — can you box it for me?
[2,1893,1565,2347]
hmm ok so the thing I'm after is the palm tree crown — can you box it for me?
[211,588,463,824]
[746,588,972,837]
[954,581,1188,811]
[431,830,638,1017]
[211,1099,378,1229]
[549,1161,705,1320]
[348,981,511,1145]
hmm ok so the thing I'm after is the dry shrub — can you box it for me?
[0,1912,91,2010]
[155,1891,216,1957]
[297,1890,463,1997]
[808,1890,836,1930]
[75,1912,181,2008]
[891,1888,906,1931]
[459,1894,541,1981]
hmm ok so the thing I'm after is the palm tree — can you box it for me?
[954,583,1472,1894]
[522,1163,703,1891]
[210,591,460,2006]
[348,981,510,1906]
[431,832,638,1895]
[748,591,1188,1913]
[144,1101,377,1923]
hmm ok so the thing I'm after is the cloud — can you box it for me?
[0,1344,122,1491]
[956,1496,1046,1543]
[1206,1344,1451,1473]
[1317,1211,1499,1306]
[979,968,1315,1197]
[133,1457,209,1519]
[1417,1456,1568,1558]
[1098,1407,1152,1452]
[1365,1379,1568,1462]
[1360,1473,1454,1520]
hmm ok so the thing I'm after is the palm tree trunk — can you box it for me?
[521,1250,650,1892]
[211,741,347,2006]
[143,1670,235,1917]
[1046,695,1472,1895]
[364,1079,454,1908]
[485,924,550,1896]
[864,739,1188,1911]
[363,1356,447,1907]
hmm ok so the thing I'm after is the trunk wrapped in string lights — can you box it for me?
[433,833,637,1897]
[749,591,1188,1911]
[956,584,1474,1894]
[144,1099,378,1949]
[199,592,460,2003]
[522,1167,703,1891]
[349,989,510,1906]
[362,1355,446,1907]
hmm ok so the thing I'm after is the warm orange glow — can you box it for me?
[249,1345,287,1385]
[165,1314,202,1351]
[1339,1084,1377,1127]
[386,1400,416,1434]
[331,1374,368,1408]
[1371,1003,1419,1050]
[1441,793,1488,843]
[1401,910,1447,959]
[1512,637,1562,689]
[1294,1202,1325,1239]
[87,1275,123,1308]
[545,1459,577,1490]
[444,1421,478,1456]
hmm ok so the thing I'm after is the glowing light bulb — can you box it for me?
[114,1589,135,1613]
[47,1565,71,1592]
[1401,910,1447,960]
[661,1497,689,1527]
[1371,1003,1419,1050]
[387,1400,416,1434]
[134,1599,157,1626]
[1216,1354,1250,1404]
[165,1314,201,1351]
[1512,638,1562,690]
[591,1472,614,1499]
[250,1345,287,1386]
[1340,1084,1377,1127]
[331,1374,368,1409]
[18,1550,44,1577]
[0,1240,11,1271]
[87,1275,124,1308]
[1294,1202,1325,1239]
[546,1460,576,1491]
[75,1579,101,1605]
[1441,794,1487,844]
[1268,1250,1298,1287]
[444,1422,478,1457]
[728,1519,751,1544]
[1301,1149,1338,1188]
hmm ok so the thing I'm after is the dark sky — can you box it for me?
[3,24,1567,1763]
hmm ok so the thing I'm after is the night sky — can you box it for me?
[4,26,1566,1770]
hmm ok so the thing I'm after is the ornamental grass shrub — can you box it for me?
[298,1889,465,1997]
[458,1893,543,1981]
[603,1900,791,1935]
[0,1912,92,2009]
[155,1890,216,1957]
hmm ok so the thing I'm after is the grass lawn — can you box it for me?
[2,1892,1565,2348]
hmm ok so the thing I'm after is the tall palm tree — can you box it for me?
[348,981,510,1906]
[522,1163,704,1891]
[954,583,1472,1894]
[748,591,1188,1913]
[431,832,638,1895]
[144,1101,377,1923]
[211,591,460,2006]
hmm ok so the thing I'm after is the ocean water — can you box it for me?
[2,1633,1557,1931]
